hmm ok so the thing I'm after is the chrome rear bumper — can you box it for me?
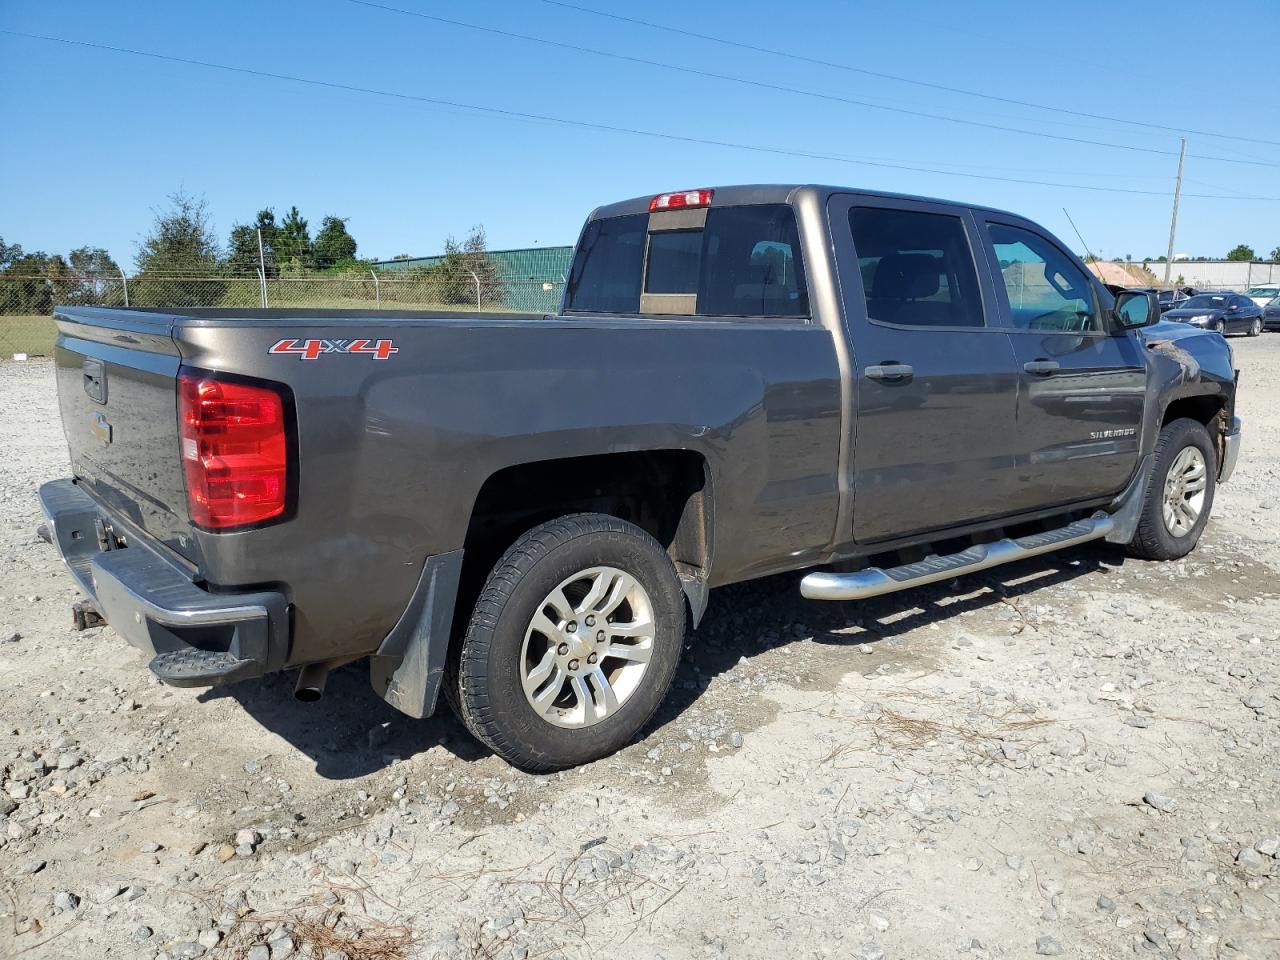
[37,478,288,687]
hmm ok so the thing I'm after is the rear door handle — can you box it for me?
[865,363,914,381]
[1023,359,1060,375]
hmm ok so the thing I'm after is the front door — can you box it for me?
[978,218,1146,509]
[830,196,1022,544]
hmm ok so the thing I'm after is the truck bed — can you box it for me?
[108,307,548,322]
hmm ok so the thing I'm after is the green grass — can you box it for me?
[0,315,56,357]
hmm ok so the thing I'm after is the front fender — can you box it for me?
[1138,322,1236,455]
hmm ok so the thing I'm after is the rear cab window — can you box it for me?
[565,203,809,319]
[563,213,648,314]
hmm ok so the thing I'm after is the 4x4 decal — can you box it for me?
[269,338,398,360]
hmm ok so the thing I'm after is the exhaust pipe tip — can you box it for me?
[294,662,331,702]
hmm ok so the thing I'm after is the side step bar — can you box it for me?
[800,512,1114,601]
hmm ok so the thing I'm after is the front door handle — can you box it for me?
[1023,359,1060,375]
[865,363,914,381]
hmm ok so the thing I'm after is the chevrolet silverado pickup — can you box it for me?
[38,185,1242,771]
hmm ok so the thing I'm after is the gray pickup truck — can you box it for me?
[38,185,1241,771]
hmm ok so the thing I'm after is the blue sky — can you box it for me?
[2,0,1278,268]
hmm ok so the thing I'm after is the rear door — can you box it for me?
[1230,294,1259,333]
[828,194,1022,543]
[976,218,1145,509]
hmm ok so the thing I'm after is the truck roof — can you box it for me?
[589,183,1027,221]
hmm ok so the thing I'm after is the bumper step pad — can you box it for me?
[149,649,260,687]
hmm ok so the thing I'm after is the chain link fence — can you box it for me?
[1,269,567,357]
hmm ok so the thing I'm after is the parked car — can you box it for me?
[1264,296,1280,331]
[1157,287,1197,313]
[37,184,1242,771]
[1162,292,1264,337]
[1245,285,1280,309]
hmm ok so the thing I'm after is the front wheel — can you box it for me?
[1125,418,1217,561]
[452,513,685,771]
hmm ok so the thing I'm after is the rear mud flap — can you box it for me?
[369,550,464,719]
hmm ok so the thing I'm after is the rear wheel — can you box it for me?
[1126,418,1216,560]
[1248,317,1262,337]
[453,513,685,771]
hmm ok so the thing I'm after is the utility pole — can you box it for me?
[256,228,268,308]
[1163,137,1186,288]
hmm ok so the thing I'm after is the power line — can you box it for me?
[340,0,1280,171]
[538,0,1280,152]
[4,28,1279,202]
[345,3,1173,144]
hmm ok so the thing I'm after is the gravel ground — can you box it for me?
[2,337,1278,960]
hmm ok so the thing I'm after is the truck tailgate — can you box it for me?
[53,308,195,562]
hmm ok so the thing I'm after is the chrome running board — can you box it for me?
[800,512,1115,601]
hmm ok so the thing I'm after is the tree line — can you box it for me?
[134,191,361,277]
[1107,244,1280,264]
[2,190,502,313]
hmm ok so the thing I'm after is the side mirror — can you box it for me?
[1227,303,1240,313]
[1114,289,1158,330]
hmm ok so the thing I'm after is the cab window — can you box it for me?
[565,213,647,313]
[986,223,1102,333]
[566,204,809,318]
[847,206,984,327]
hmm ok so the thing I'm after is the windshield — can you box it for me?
[1182,294,1228,309]
[1246,287,1278,297]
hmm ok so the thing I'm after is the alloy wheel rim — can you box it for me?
[519,566,655,729]
[1162,445,1207,538]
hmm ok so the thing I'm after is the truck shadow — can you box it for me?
[200,665,484,780]
[649,542,1118,727]
[202,543,1118,780]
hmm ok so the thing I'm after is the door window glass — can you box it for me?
[986,224,1102,332]
[848,207,984,327]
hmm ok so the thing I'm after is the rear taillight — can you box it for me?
[649,189,713,212]
[178,369,292,530]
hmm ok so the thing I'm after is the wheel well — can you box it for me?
[455,450,712,631]
[1161,395,1223,430]
[1162,394,1230,468]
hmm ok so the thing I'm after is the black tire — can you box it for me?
[452,513,685,772]
[1125,418,1217,561]
[1247,317,1262,338]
